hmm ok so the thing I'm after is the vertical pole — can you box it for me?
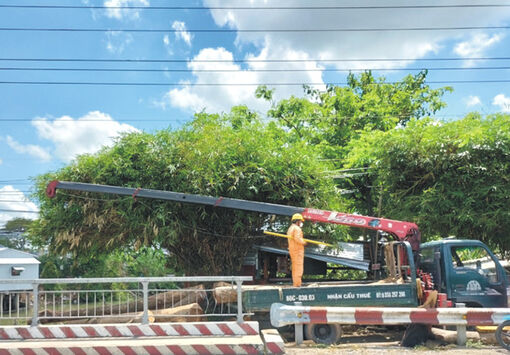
[142,281,149,325]
[294,302,303,345]
[236,280,243,323]
[456,303,467,346]
[31,283,39,326]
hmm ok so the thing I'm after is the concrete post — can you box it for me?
[456,303,467,346]
[294,302,304,345]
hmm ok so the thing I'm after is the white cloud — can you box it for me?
[105,31,134,54]
[466,96,481,107]
[0,158,2,165]
[5,136,51,162]
[172,21,192,46]
[159,46,325,113]
[493,94,510,113]
[454,33,504,66]
[104,0,149,20]
[157,0,510,113]
[204,0,510,70]
[32,111,139,162]
[163,35,173,55]
[0,186,39,227]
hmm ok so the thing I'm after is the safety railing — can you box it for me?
[0,276,252,326]
[270,302,510,346]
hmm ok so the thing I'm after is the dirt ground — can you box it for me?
[284,342,506,354]
[281,326,507,354]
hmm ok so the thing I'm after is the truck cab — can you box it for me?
[419,239,508,308]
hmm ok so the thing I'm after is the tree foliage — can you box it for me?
[29,70,510,275]
[259,71,452,160]
[4,218,33,232]
[30,108,340,275]
[345,113,510,250]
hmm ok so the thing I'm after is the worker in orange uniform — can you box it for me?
[287,213,307,287]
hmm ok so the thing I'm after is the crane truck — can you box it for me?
[46,181,508,343]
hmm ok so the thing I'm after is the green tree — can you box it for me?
[257,71,451,218]
[345,113,510,250]
[30,108,342,275]
[0,218,34,250]
[5,218,33,232]
[260,71,452,161]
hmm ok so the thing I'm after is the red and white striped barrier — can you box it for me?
[0,321,259,340]
[0,336,266,354]
[261,329,285,354]
[270,302,510,327]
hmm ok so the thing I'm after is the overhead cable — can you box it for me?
[1,66,509,73]
[0,113,466,123]
[1,57,509,63]
[1,25,509,33]
[0,80,508,86]
[0,113,465,122]
[1,4,510,10]
[0,209,38,213]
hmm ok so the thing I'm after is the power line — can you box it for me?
[0,80,508,86]
[1,66,509,73]
[0,200,34,203]
[1,25,509,33]
[0,178,29,184]
[0,113,489,123]
[1,4,510,10]
[0,209,38,214]
[0,119,189,123]
[1,57,509,63]
[0,192,32,195]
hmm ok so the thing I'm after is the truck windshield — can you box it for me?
[451,246,500,284]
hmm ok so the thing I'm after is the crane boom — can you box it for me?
[46,180,421,250]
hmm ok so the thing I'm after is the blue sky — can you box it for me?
[1,0,510,226]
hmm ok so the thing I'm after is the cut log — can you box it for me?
[148,285,206,309]
[430,327,480,344]
[213,282,238,304]
[88,310,155,324]
[40,311,155,325]
[38,285,206,320]
[153,303,204,323]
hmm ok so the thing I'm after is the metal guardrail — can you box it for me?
[270,302,510,346]
[270,302,510,327]
[0,276,252,325]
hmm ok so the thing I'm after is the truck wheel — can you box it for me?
[496,320,510,351]
[304,323,342,344]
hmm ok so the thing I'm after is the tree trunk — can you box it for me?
[213,282,237,304]
[153,303,204,322]
[430,327,480,344]
[38,285,206,321]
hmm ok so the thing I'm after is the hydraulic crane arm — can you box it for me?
[46,180,421,250]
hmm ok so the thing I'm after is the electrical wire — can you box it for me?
[1,26,510,33]
[1,4,510,10]
[0,79,508,86]
[1,66,509,73]
[0,209,38,213]
[0,113,487,122]
[1,57,508,63]
[0,200,34,203]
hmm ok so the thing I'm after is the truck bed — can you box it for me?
[241,280,418,312]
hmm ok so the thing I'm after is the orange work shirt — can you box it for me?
[287,223,306,255]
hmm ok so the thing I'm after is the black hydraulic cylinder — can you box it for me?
[46,180,304,216]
